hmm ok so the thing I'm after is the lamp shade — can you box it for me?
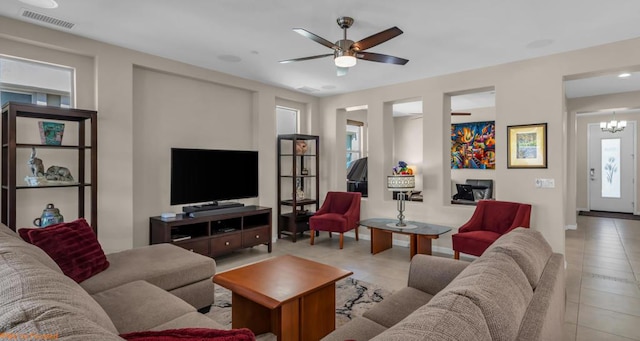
[387,175,415,191]
[335,55,357,68]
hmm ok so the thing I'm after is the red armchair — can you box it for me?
[452,200,531,259]
[309,191,361,249]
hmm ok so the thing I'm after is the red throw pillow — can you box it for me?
[20,218,109,283]
[120,328,256,341]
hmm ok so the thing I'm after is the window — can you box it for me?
[0,91,32,105]
[0,56,73,107]
[276,106,298,135]
[346,119,363,167]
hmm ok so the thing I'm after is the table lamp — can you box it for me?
[387,175,415,227]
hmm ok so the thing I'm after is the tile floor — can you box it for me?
[214,215,640,340]
[564,215,640,340]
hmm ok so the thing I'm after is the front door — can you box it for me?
[588,122,635,213]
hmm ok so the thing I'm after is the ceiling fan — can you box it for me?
[279,16,409,76]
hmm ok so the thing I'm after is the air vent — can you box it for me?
[21,9,74,29]
[296,86,319,93]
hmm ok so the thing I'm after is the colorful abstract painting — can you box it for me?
[451,121,495,169]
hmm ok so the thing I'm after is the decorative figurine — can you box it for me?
[28,147,45,177]
[295,140,308,155]
[45,166,74,182]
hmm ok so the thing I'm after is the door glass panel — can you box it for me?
[601,138,620,198]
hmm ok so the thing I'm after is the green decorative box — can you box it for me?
[38,121,65,145]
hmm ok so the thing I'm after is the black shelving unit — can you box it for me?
[1,102,97,232]
[277,134,319,242]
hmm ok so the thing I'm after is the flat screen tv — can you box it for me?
[171,148,258,205]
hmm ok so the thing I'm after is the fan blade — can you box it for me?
[352,27,403,51]
[337,67,349,77]
[293,28,340,50]
[279,54,333,64]
[356,52,409,65]
[451,112,472,116]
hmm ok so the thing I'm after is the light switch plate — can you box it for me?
[535,178,555,188]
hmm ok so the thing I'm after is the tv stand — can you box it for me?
[150,206,272,258]
[182,202,244,213]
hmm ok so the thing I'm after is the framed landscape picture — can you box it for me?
[507,123,547,168]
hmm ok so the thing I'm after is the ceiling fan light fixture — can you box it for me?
[335,55,357,68]
[335,48,357,68]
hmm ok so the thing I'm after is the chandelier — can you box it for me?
[600,112,627,133]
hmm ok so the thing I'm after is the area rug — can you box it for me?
[206,277,392,328]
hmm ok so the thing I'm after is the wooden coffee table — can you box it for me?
[213,255,352,341]
[359,218,452,260]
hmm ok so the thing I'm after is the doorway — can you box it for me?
[588,122,636,213]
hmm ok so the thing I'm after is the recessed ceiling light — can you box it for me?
[618,73,631,78]
[217,55,241,63]
[526,39,554,49]
[19,0,58,9]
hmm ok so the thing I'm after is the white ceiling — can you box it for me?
[2,0,640,98]
[565,71,640,98]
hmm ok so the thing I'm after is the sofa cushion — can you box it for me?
[20,218,109,283]
[407,254,470,295]
[370,291,491,341]
[5,318,124,341]
[92,280,196,333]
[486,227,553,288]
[320,317,387,341]
[363,287,434,328]
[150,312,226,330]
[0,228,62,274]
[0,223,20,239]
[517,253,565,341]
[442,251,533,341]
[80,243,215,295]
[120,328,255,341]
[0,251,118,335]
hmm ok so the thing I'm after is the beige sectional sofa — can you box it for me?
[0,223,226,339]
[323,227,565,341]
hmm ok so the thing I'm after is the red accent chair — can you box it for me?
[452,200,531,259]
[309,191,361,249]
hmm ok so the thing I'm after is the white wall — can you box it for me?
[0,16,318,252]
[132,68,256,246]
[393,115,423,191]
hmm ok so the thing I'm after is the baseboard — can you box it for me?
[433,245,454,256]
[577,208,589,213]
[565,224,577,230]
